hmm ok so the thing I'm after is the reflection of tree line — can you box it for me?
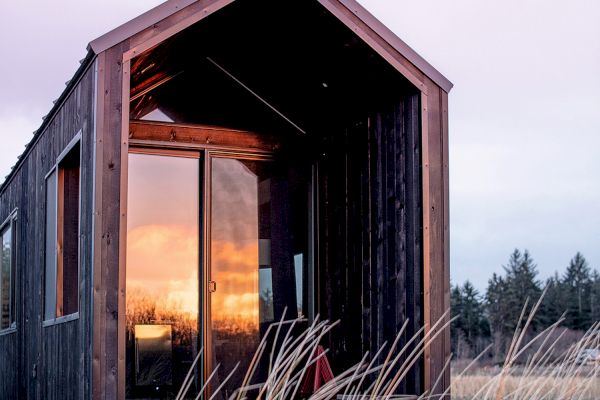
[213,318,260,400]
[260,288,274,322]
[126,288,197,346]
[259,288,303,323]
[126,289,198,398]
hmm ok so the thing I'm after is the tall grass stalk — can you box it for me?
[176,294,600,400]
[453,292,600,400]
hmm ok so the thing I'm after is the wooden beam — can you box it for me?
[421,78,450,398]
[420,90,431,392]
[117,58,131,400]
[441,89,451,398]
[91,52,106,400]
[129,120,282,152]
[92,41,129,400]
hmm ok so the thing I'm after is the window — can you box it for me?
[45,139,80,322]
[0,213,16,332]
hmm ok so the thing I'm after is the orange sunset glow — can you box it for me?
[126,152,271,397]
[127,223,199,318]
[126,154,268,330]
[127,223,262,327]
[210,239,259,326]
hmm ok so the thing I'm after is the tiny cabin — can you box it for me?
[0,0,451,399]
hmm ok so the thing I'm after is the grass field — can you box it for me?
[172,295,600,400]
[452,370,600,400]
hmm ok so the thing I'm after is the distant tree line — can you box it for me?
[451,250,600,360]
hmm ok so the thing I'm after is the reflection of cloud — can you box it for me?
[211,240,258,326]
[126,157,268,332]
[127,153,199,230]
[211,158,262,329]
[127,224,198,317]
[211,158,259,243]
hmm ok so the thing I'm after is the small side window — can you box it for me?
[0,212,16,332]
[45,140,80,322]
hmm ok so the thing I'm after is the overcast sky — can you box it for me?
[1,0,599,291]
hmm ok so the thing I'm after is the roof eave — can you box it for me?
[88,0,197,54]
[337,0,453,92]
[87,0,452,92]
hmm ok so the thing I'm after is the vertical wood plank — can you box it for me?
[441,90,451,397]
[422,79,450,398]
[420,90,432,392]
[92,52,106,400]
[118,58,131,400]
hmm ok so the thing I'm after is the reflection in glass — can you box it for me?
[126,152,199,399]
[1,225,12,329]
[210,158,309,398]
[135,325,173,387]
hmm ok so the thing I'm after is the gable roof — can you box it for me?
[88,0,452,92]
[1,0,452,193]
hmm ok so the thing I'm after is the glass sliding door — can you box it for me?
[207,155,309,398]
[124,147,311,400]
[126,150,200,399]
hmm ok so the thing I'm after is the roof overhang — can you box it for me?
[88,0,453,92]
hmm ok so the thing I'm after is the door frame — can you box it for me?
[125,122,279,398]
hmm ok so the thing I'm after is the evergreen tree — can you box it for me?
[460,281,490,344]
[541,273,566,326]
[562,252,592,330]
[590,270,600,323]
[486,249,543,337]
[451,281,489,358]
[485,272,509,337]
[450,284,463,355]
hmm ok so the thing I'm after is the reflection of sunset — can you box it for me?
[135,324,171,340]
[127,224,198,317]
[211,158,262,334]
[211,239,258,326]
[126,152,201,397]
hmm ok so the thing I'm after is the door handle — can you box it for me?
[208,280,217,293]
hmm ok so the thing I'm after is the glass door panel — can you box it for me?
[126,151,200,399]
[208,156,309,398]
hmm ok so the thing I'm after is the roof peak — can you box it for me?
[88,0,452,92]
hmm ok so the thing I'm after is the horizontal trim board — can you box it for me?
[42,312,80,327]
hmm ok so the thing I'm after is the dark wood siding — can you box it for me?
[0,64,96,399]
[317,92,423,394]
[0,178,21,398]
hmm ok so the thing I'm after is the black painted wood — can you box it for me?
[0,64,95,399]
[317,92,423,394]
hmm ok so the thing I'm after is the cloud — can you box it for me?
[0,0,164,182]
[0,113,38,181]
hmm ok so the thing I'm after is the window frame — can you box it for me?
[43,132,82,327]
[0,209,18,335]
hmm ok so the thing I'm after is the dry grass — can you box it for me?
[172,293,600,400]
[451,292,600,400]
[452,373,600,400]
[175,309,452,400]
